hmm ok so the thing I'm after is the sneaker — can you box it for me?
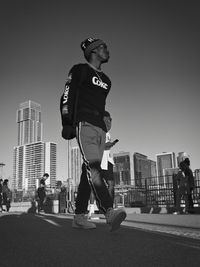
[106,208,127,232]
[72,214,96,229]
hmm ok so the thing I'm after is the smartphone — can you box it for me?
[113,139,119,145]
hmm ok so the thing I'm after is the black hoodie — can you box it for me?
[61,63,111,132]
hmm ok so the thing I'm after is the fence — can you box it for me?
[115,174,200,208]
[11,174,200,209]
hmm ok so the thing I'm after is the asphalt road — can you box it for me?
[0,213,200,267]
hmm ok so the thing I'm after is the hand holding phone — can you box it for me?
[112,139,119,145]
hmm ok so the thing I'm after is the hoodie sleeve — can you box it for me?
[60,64,82,126]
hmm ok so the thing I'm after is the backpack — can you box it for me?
[60,64,87,140]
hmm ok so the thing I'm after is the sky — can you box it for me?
[0,0,200,181]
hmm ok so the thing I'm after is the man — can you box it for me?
[61,38,126,231]
[2,179,11,212]
[183,158,194,212]
[37,173,48,212]
[174,161,189,214]
[37,183,46,212]
[0,179,3,212]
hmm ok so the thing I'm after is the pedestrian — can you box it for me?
[61,37,126,230]
[183,158,194,212]
[101,111,118,204]
[174,162,189,214]
[37,184,46,212]
[36,173,48,212]
[0,179,3,212]
[2,179,11,212]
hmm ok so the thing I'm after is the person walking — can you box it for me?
[174,161,189,214]
[37,184,46,212]
[183,158,194,212]
[0,179,3,212]
[61,37,126,231]
[2,179,11,212]
[36,173,48,212]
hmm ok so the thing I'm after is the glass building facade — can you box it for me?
[17,100,42,146]
[113,152,131,185]
[156,152,176,185]
[13,142,57,191]
[133,152,157,187]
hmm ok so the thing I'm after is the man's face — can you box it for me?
[95,44,110,63]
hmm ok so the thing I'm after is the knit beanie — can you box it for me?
[81,38,105,58]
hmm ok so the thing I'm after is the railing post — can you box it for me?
[145,178,148,206]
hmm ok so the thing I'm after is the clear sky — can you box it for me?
[0,0,200,181]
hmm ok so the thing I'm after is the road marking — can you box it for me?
[43,218,61,227]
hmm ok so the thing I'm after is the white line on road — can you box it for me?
[43,218,61,227]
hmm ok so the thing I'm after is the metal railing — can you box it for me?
[115,174,200,207]
[11,174,200,209]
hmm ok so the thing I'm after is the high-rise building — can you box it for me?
[13,141,57,191]
[163,167,179,184]
[13,101,57,192]
[44,142,57,188]
[133,153,157,187]
[71,146,82,187]
[113,152,132,186]
[156,152,176,185]
[194,169,200,195]
[16,100,42,146]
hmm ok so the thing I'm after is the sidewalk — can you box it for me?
[126,212,200,229]
[94,207,200,229]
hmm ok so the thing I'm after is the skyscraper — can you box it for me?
[113,152,132,186]
[156,152,176,185]
[13,101,57,192]
[13,141,57,191]
[133,152,157,187]
[17,100,42,146]
[44,142,57,188]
